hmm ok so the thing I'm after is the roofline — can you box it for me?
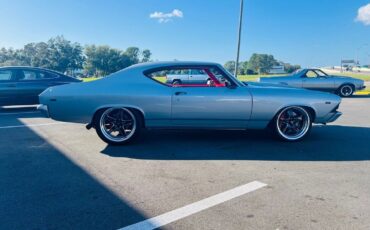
[0,66,67,75]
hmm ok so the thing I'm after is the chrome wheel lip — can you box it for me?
[99,108,136,143]
[276,106,310,141]
[340,85,353,96]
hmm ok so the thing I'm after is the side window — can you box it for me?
[0,70,13,81]
[145,67,233,88]
[314,70,327,77]
[21,70,38,80]
[305,70,318,78]
[39,71,58,79]
[18,70,58,81]
[190,69,205,75]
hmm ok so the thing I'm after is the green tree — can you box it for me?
[247,53,278,74]
[224,61,236,74]
[84,45,131,76]
[283,63,301,73]
[141,49,152,62]
[125,47,140,65]
[47,36,84,73]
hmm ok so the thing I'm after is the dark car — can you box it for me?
[0,66,81,106]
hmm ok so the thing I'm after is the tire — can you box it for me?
[172,79,182,85]
[338,84,354,97]
[95,107,142,145]
[274,106,312,142]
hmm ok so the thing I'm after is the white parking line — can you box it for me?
[119,181,267,230]
[0,111,39,116]
[0,122,63,129]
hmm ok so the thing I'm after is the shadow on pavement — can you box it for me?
[102,125,370,161]
[0,120,148,229]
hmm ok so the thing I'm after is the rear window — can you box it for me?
[0,70,12,81]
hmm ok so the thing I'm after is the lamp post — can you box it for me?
[234,0,244,77]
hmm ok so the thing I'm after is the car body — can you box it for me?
[259,68,365,97]
[38,62,342,144]
[0,66,81,106]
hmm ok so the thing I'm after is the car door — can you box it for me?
[0,69,17,106]
[301,70,334,91]
[171,85,252,129]
[14,69,56,105]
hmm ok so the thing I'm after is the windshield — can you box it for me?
[291,69,303,75]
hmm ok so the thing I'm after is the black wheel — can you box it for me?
[172,79,182,85]
[274,106,312,142]
[95,107,142,145]
[338,84,354,97]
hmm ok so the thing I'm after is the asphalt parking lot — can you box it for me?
[1,96,370,230]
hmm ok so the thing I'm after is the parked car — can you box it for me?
[0,66,81,106]
[259,68,365,97]
[165,69,211,85]
[38,62,342,144]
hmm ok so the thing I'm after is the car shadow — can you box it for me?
[101,125,370,161]
[0,118,149,229]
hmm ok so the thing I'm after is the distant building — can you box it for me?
[268,65,285,74]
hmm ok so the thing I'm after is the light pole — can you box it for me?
[234,0,244,77]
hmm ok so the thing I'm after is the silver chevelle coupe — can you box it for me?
[259,68,365,97]
[38,62,342,145]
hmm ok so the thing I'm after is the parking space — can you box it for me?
[1,97,370,229]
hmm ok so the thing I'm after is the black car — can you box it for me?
[0,66,81,106]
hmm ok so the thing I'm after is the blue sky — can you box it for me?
[0,0,369,67]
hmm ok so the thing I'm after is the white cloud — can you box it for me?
[356,3,370,25]
[149,9,183,23]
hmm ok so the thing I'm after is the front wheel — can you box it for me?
[274,106,312,142]
[95,107,141,145]
[338,84,354,97]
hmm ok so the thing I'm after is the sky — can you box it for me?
[0,0,369,67]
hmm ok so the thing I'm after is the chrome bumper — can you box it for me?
[37,104,50,117]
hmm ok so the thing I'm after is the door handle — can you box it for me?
[175,91,187,96]
[6,84,16,88]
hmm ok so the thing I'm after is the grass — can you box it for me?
[82,77,101,82]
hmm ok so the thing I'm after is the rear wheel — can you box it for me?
[95,107,141,145]
[274,106,312,141]
[338,84,354,97]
